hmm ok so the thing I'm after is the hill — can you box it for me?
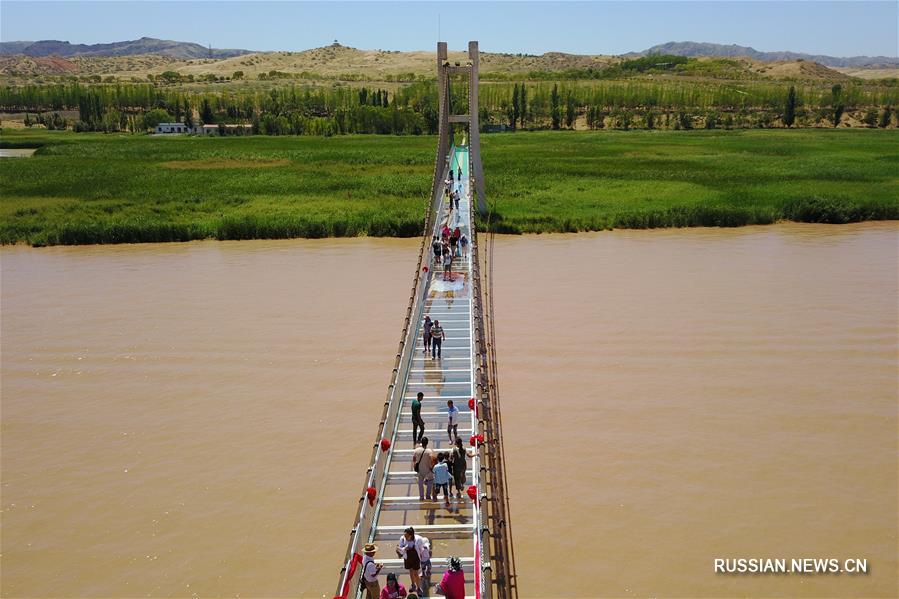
[0,43,854,84]
[0,37,251,59]
[636,41,899,68]
[175,44,617,78]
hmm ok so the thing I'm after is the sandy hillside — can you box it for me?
[176,44,616,78]
[832,66,899,80]
[0,44,616,80]
[750,59,854,82]
[0,43,877,84]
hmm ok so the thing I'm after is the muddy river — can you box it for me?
[1,223,896,597]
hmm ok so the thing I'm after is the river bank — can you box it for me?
[1,129,897,245]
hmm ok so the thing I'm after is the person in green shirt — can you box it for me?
[412,391,425,445]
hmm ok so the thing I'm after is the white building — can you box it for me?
[154,122,253,135]
[155,122,190,134]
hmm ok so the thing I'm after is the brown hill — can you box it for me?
[0,43,864,84]
[0,55,80,76]
[176,45,616,79]
[751,59,854,82]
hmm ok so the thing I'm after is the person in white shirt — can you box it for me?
[396,527,431,595]
[446,400,459,442]
[360,543,382,599]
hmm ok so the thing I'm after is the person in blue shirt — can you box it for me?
[432,452,454,506]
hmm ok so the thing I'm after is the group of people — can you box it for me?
[410,418,477,506]
[433,164,468,282]
[431,227,466,282]
[421,316,445,359]
[444,169,461,212]
[445,187,461,212]
[361,535,466,599]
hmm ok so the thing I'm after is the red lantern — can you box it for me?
[379,439,391,453]
[468,398,475,410]
[467,485,478,502]
[366,486,377,506]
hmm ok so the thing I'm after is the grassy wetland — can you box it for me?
[1,128,897,245]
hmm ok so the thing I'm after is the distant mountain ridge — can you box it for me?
[634,41,899,68]
[0,37,251,59]
[1,36,896,69]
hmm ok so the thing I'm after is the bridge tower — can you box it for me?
[434,41,487,215]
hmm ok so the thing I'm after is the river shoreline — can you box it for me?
[1,218,897,249]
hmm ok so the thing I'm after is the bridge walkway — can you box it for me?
[337,147,483,599]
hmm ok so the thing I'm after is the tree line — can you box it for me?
[2,78,895,135]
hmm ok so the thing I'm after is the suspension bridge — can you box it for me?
[334,42,517,599]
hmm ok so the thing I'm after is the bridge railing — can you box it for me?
[334,144,451,599]
[468,161,493,599]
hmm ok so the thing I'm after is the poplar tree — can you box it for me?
[519,84,527,128]
[831,84,844,128]
[783,86,796,127]
[200,98,214,124]
[551,84,560,130]
[511,83,520,129]
[565,92,576,128]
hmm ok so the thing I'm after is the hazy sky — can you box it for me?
[2,1,897,57]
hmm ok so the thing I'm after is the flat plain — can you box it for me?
[1,128,897,245]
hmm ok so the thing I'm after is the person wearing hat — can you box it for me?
[361,543,383,599]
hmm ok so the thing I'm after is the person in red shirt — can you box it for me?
[379,572,407,599]
[436,556,465,599]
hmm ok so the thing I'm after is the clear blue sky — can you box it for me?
[2,1,897,57]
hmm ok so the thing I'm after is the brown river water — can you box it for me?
[1,223,896,598]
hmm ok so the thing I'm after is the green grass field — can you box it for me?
[1,129,896,245]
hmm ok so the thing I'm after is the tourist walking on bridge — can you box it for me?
[361,543,383,599]
[431,237,442,266]
[397,526,430,595]
[448,233,459,260]
[446,400,459,442]
[433,453,453,507]
[412,392,425,445]
[450,437,475,499]
[436,557,466,599]
[430,320,444,358]
[412,437,435,501]
[442,250,453,282]
[423,316,433,356]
